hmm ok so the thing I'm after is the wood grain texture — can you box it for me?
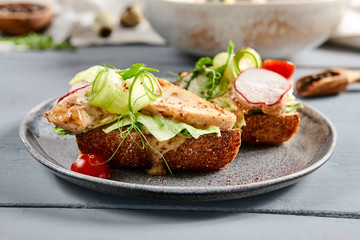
[1,209,360,239]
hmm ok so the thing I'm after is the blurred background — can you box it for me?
[0,0,359,58]
[0,0,164,50]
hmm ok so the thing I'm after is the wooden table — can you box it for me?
[1,44,360,239]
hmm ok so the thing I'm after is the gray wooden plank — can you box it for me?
[290,43,360,69]
[1,45,360,216]
[1,208,359,240]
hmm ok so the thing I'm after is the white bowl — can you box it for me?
[146,0,348,59]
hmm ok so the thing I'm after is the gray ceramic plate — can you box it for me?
[20,98,336,202]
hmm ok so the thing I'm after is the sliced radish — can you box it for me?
[69,81,90,92]
[57,81,90,104]
[234,68,291,106]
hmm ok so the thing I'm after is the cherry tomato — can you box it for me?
[71,154,111,179]
[262,59,296,79]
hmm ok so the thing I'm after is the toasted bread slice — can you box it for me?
[241,112,300,145]
[76,128,241,174]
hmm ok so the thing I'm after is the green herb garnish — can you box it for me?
[108,111,173,174]
[85,64,161,114]
[117,63,161,112]
[178,41,234,100]
[0,33,74,51]
[53,126,75,136]
[118,63,159,80]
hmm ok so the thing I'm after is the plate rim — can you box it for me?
[19,97,337,200]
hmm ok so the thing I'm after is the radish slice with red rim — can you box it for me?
[57,81,90,104]
[68,80,89,92]
[234,68,291,106]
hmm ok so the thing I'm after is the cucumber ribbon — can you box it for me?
[70,64,162,114]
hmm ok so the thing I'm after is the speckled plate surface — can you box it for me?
[20,97,336,202]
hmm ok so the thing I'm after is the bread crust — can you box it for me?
[76,129,241,172]
[241,112,300,144]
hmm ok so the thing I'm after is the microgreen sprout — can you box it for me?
[117,63,162,112]
[178,41,234,100]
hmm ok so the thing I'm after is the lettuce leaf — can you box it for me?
[285,90,303,113]
[54,112,221,141]
[285,102,303,112]
[103,113,221,141]
[53,126,75,136]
